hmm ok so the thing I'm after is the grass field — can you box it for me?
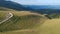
[0,10,60,34]
[0,11,47,34]
[38,19,60,34]
[1,18,60,34]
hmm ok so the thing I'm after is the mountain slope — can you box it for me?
[1,10,60,34]
[0,7,15,11]
[0,11,47,33]
[0,0,28,11]
[38,19,60,34]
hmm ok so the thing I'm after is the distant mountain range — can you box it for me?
[0,0,60,10]
[23,5,60,14]
[23,5,60,9]
[0,0,30,11]
[0,0,60,14]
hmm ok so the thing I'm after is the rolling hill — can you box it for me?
[0,11,48,34]
[0,8,60,34]
[0,11,60,34]
[38,19,60,34]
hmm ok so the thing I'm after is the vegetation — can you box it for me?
[0,12,7,21]
[0,11,47,34]
[47,13,60,19]
[1,9,60,34]
[37,19,60,34]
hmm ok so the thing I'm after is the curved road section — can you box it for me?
[0,12,13,24]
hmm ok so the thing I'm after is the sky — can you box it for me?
[10,0,60,5]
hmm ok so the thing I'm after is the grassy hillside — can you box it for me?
[1,16,60,34]
[48,13,60,19]
[0,7,15,11]
[1,10,60,34]
[38,19,60,34]
[0,11,47,34]
[0,12,8,21]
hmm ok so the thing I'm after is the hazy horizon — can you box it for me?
[10,0,60,5]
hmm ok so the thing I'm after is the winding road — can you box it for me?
[0,12,13,24]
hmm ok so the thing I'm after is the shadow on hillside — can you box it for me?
[0,14,47,32]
